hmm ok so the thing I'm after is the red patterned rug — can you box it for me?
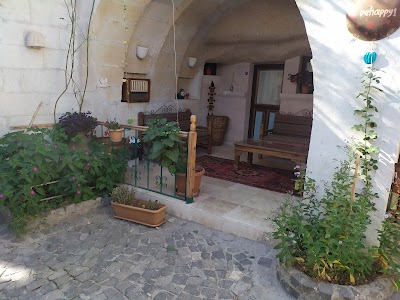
[196,155,295,194]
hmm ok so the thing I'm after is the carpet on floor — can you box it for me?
[196,155,295,194]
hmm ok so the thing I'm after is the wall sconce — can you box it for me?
[188,57,197,68]
[136,46,149,59]
[25,31,45,49]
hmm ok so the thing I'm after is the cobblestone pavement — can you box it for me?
[0,204,293,300]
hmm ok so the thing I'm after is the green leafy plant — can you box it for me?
[0,127,128,236]
[274,66,400,287]
[58,111,97,137]
[111,186,159,210]
[288,71,313,87]
[105,120,122,130]
[142,118,185,174]
[274,156,376,285]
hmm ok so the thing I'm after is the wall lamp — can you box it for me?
[188,57,197,68]
[25,31,45,49]
[136,46,149,59]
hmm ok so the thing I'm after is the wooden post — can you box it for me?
[350,152,361,202]
[186,115,197,203]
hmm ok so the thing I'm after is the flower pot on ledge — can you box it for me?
[109,129,124,143]
[175,167,205,197]
[301,85,313,94]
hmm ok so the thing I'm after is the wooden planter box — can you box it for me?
[111,200,166,227]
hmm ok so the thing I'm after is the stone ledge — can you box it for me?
[27,197,103,231]
[277,262,395,300]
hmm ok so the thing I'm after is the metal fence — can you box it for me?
[96,120,197,204]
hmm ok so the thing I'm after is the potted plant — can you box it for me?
[174,152,205,197]
[273,160,399,299]
[105,120,124,143]
[287,71,313,94]
[57,111,98,150]
[58,111,97,137]
[111,186,166,227]
[142,117,205,197]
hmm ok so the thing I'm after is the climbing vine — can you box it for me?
[53,0,96,122]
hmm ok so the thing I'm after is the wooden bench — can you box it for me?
[234,113,312,170]
[138,105,212,154]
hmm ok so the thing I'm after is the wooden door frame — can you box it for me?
[248,64,284,139]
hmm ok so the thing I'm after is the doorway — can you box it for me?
[248,64,284,140]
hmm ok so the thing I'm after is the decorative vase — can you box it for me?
[112,200,166,227]
[109,128,124,143]
[209,115,229,146]
[175,167,205,197]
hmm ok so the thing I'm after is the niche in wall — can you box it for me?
[204,63,217,76]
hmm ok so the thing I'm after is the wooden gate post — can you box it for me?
[186,115,197,203]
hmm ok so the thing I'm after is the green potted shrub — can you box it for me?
[273,66,398,298]
[105,120,124,143]
[287,71,313,94]
[174,152,205,197]
[111,186,166,227]
[142,118,205,197]
[58,111,97,137]
[57,111,98,150]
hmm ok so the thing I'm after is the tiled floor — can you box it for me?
[127,144,297,242]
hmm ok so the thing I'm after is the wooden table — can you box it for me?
[234,135,309,170]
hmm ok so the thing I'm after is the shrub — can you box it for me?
[273,156,400,286]
[274,65,400,288]
[274,157,375,285]
[142,118,184,174]
[0,127,128,235]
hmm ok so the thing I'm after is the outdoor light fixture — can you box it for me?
[136,46,149,59]
[188,57,197,68]
[25,31,45,49]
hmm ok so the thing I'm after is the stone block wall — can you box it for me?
[0,0,80,135]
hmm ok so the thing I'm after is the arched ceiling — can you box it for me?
[90,0,310,100]
[204,0,310,63]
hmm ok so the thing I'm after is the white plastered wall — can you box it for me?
[296,0,400,244]
[0,0,82,135]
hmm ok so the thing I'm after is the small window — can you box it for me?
[122,78,150,103]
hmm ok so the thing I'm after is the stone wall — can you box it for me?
[0,0,79,135]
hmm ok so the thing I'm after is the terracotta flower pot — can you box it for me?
[301,85,313,94]
[112,200,166,227]
[175,167,205,197]
[109,129,124,143]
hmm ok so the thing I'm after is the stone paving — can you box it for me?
[0,203,293,300]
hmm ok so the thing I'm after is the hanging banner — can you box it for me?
[347,0,400,41]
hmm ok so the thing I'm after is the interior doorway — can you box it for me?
[248,64,284,140]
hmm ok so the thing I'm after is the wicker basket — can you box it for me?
[209,115,229,146]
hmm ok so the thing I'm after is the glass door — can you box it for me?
[249,64,284,140]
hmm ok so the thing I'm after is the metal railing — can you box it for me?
[9,116,199,204]
[96,116,198,204]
